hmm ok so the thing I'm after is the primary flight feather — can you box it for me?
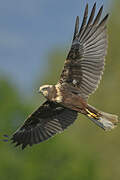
[11,3,118,149]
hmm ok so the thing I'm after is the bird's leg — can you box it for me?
[85,108,99,119]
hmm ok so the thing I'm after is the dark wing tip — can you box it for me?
[92,2,96,12]
[85,3,88,17]
[98,13,109,27]
[94,2,96,6]
[76,16,79,27]
[73,16,79,41]
[78,3,89,37]
[92,4,104,26]
[100,4,103,10]
[86,2,96,27]
[11,132,25,149]
[73,3,106,41]
[86,3,88,10]
[11,128,31,149]
[99,4,104,15]
[10,127,51,150]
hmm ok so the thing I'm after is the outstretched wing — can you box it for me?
[59,3,108,100]
[11,101,77,149]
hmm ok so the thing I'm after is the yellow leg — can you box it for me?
[86,108,98,118]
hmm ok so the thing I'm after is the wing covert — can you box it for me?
[11,101,77,149]
[59,3,108,100]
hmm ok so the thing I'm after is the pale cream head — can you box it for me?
[39,85,53,98]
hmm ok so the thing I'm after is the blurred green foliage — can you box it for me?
[1,1,120,180]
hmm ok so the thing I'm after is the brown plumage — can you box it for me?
[11,3,118,149]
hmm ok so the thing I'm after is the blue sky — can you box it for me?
[0,0,112,94]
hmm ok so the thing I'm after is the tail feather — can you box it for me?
[85,105,119,131]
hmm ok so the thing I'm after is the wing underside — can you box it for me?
[11,101,77,149]
[59,3,108,100]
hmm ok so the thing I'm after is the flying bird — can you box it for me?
[11,3,118,149]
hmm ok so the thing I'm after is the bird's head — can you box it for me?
[39,85,53,98]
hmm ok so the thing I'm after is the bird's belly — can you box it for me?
[61,92,87,112]
[53,84,87,112]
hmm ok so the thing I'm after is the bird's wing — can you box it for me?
[11,101,77,149]
[59,3,108,100]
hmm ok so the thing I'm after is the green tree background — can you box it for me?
[0,1,120,180]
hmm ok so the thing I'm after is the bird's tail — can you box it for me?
[85,104,119,131]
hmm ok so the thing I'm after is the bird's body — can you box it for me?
[40,83,87,111]
[10,3,119,149]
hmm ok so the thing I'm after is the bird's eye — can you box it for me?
[43,87,48,91]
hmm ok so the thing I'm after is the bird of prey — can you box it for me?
[11,3,118,149]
